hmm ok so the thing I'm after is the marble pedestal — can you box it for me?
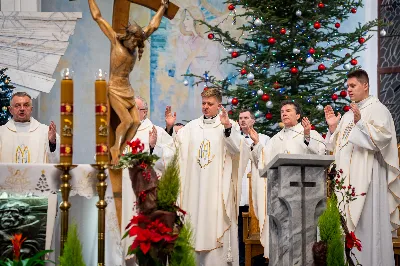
[261,154,334,266]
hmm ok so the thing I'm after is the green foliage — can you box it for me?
[59,222,86,266]
[157,153,180,212]
[0,68,15,126]
[116,151,159,169]
[0,250,54,266]
[170,222,196,266]
[190,0,382,135]
[318,196,345,266]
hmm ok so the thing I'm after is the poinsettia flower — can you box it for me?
[346,231,362,251]
[11,233,26,261]
[125,214,150,230]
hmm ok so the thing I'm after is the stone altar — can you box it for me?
[260,154,334,266]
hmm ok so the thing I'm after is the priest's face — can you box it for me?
[347,77,369,102]
[281,104,300,127]
[135,98,148,121]
[239,111,255,130]
[9,96,33,122]
[202,96,221,117]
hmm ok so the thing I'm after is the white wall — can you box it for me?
[1,0,41,11]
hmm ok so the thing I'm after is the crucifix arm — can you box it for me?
[143,1,168,38]
[88,0,116,43]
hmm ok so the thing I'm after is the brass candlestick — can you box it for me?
[91,163,108,266]
[55,163,77,255]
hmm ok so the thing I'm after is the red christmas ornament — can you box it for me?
[248,80,254,85]
[231,51,239,58]
[345,53,351,58]
[311,125,316,130]
[322,133,327,139]
[268,37,276,45]
[240,68,247,75]
[343,105,350,112]
[231,97,239,105]
[208,33,214,39]
[265,113,273,120]
[351,7,357,13]
[318,2,325,8]
[314,21,321,29]
[280,28,287,35]
[335,22,341,28]
[228,4,235,10]
[332,94,338,101]
[340,90,347,97]
[261,94,270,101]
[273,81,281,89]
[228,110,233,115]
[309,47,316,54]
[350,58,358,65]
[290,67,299,74]
[358,37,365,44]
[318,64,326,71]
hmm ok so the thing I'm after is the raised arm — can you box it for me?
[143,0,168,38]
[88,0,116,43]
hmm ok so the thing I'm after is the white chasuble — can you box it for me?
[0,118,60,164]
[326,96,400,266]
[176,115,245,266]
[253,122,325,258]
[121,118,175,261]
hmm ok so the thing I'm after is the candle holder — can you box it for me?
[54,163,77,255]
[91,163,108,265]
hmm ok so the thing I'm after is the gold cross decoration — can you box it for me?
[128,0,179,20]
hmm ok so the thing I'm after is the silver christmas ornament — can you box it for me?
[254,18,263,26]
[293,48,300,54]
[183,80,189,86]
[257,89,264,96]
[266,101,274,109]
[247,72,255,80]
[343,63,351,70]
[380,29,387,37]
[306,57,314,64]
[316,104,323,111]
[344,82,348,89]
[227,48,234,53]
[254,110,262,118]
[296,10,302,16]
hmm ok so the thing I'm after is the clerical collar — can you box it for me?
[14,120,30,133]
[203,114,218,124]
[241,131,250,138]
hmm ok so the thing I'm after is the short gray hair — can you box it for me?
[135,96,148,110]
[10,92,32,106]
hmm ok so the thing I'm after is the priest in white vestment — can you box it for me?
[170,88,246,266]
[0,92,60,163]
[237,109,270,265]
[324,69,400,266]
[253,100,326,258]
[121,96,175,265]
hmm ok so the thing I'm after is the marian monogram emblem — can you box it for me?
[15,145,30,163]
[197,139,215,169]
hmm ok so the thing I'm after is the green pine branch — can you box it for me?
[59,222,86,266]
[157,153,180,212]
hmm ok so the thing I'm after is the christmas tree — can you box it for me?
[188,0,381,136]
[0,68,15,125]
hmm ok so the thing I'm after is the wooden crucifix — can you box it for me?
[129,0,179,19]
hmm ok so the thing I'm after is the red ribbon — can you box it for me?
[61,103,73,115]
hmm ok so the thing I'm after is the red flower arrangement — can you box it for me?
[345,231,362,251]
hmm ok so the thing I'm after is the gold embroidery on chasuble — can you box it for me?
[197,139,215,168]
[340,122,355,150]
[15,145,30,163]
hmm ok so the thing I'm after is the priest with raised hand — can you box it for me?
[0,92,59,163]
[167,88,245,266]
[253,100,325,258]
[324,69,400,266]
